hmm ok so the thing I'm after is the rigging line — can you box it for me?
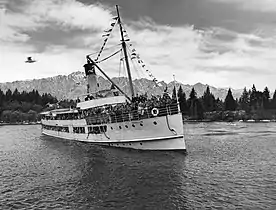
[95,19,119,61]
[118,50,123,77]
[96,18,118,61]
[127,47,143,79]
[126,45,151,91]
[121,53,128,93]
[87,43,121,57]
[126,43,149,79]
[126,49,144,90]
[96,49,122,63]
[117,50,123,90]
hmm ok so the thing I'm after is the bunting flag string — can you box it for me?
[121,25,162,87]
[95,17,118,62]
[104,29,112,33]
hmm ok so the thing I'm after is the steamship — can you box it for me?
[40,5,186,152]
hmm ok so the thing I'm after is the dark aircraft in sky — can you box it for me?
[25,57,36,63]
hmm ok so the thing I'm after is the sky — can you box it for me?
[1,0,276,91]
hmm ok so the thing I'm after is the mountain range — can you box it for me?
[0,71,243,101]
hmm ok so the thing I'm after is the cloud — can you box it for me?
[0,0,112,42]
[0,0,114,81]
[211,0,276,12]
[120,21,276,88]
[24,0,112,30]
[1,0,276,91]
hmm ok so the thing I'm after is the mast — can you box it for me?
[116,5,135,99]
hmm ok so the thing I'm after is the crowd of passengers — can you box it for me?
[42,93,178,123]
[42,125,69,132]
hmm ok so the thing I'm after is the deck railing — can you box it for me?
[41,103,180,125]
[85,103,179,125]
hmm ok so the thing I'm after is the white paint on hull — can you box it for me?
[42,130,185,151]
[41,113,186,151]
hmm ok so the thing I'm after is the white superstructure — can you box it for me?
[41,105,186,151]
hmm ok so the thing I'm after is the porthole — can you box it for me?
[132,124,135,127]
[140,143,143,145]
[140,123,143,126]
[111,127,113,130]
[125,125,128,128]
[153,121,157,125]
[119,126,122,129]
[129,143,131,145]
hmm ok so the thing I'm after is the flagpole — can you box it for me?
[173,74,180,113]
[173,74,179,104]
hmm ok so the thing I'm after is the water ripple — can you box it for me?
[0,124,275,209]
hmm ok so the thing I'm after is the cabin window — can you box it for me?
[73,127,85,134]
[100,126,107,133]
[88,125,107,134]
[42,125,69,133]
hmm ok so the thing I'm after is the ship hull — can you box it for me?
[42,131,186,152]
[41,113,186,151]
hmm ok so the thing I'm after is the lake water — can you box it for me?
[0,123,275,209]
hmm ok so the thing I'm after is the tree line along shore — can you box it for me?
[0,84,276,124]
[0,89,75,124]
[176,85,276,121]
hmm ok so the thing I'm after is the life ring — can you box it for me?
[151,108,159,117]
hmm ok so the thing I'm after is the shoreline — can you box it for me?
[1,120,274,126]
[184,119,275,123]
[0,122,41,126]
